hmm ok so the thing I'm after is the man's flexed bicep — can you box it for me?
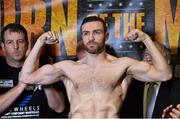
[126,29,172,82]
[21,31,59,74]
[20,64,65,85]
[127,59,171,82]
[19,31,61,85]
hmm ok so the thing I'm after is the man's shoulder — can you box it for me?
[54,60,77,68]
[113,56,138,65]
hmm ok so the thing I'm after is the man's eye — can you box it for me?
[94,30,103,35]
[82,32,89,36]
[6,41,13,44]
[18,40,25,44]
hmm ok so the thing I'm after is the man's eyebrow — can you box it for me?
[82,29,102,32]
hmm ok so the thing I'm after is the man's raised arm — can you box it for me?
[19,31,63,85]
[19,31,66,113]
[126,29,172,82]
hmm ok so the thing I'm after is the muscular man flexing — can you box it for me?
[20,16,172,118]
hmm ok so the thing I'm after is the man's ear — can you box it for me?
[1,43,5,52]
[105,32,109,41]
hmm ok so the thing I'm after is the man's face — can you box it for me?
[143,49,153,64]
[1,29,27,62]
[81,21,107,54]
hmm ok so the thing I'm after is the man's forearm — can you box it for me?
[0,83,26,113]
[44,86,65,113]
[21,38,45,75]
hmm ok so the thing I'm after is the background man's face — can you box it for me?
[81,21,107,54]
[143,49,153,64]
[1,29,27,62]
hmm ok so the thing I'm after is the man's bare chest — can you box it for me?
[65,66,124,93]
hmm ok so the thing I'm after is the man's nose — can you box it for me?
[14,42,19,49]
[89,32,95,41]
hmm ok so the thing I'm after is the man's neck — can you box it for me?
[6,59,24,68]
[86,51,108,67]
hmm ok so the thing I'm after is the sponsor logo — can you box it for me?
[1,106,40,118]
[0,79,14,88]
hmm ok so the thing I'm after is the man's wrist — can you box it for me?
[38,37,46,46]
[142,34,151,42]
[17,82,27,89]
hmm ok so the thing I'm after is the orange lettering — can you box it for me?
[51,0,77,56]
[155,0,180,54]
[4,0,16,25]
[20,0,46,49]
[112,14,122,39]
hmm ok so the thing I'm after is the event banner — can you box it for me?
[0,0,179,62]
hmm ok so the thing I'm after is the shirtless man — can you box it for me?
[20,16,172,118]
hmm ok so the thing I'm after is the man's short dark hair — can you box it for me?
[1,23,28,44]
[80,16,107,33]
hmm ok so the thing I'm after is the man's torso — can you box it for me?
[62,57,131,118]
